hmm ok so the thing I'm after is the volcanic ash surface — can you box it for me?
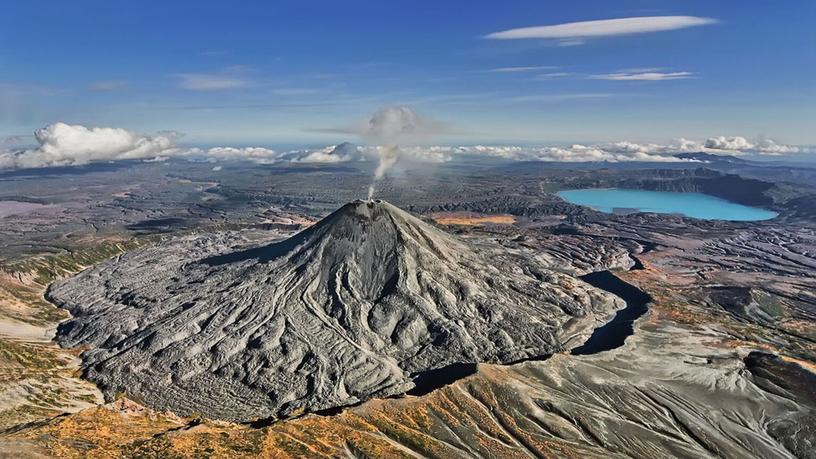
[49,200,615,421]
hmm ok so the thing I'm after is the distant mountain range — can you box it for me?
[674,152,751,164]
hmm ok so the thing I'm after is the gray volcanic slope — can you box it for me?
[49,200,614,422]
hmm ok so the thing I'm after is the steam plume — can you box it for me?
[367,145,400,199]
[360,106,444,199]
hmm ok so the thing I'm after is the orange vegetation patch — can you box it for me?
[617,266,717,327]
[777,318,816,341]
[781,355,816,374]
[11,373,592,459]
[430,212,516,226]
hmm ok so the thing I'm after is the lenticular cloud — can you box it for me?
[485,16,718,42]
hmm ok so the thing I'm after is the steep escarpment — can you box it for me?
[48,200,615,422]
[629,172,776,207]
[559,168,777,207]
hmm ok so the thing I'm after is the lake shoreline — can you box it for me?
[557,188,778,221]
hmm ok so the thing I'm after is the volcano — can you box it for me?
[49,200,614,421]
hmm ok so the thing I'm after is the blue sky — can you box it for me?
[1,0,814,146]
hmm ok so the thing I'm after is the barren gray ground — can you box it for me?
[2,156,815,457]
[48,199,617,421]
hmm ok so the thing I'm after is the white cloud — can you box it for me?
[443,144,685,163]
[90,81,127,91]
[488,66,559,73]
[289,143,362,163]
[187,147,282,163]
[184,143,365,165]
[0,125,364,170]
[509,93,614,102]
[533,72,574,79]
[703,136,753,151]
[174,68,250,91]
[0,123,179,169]
[485,16,717,45]
[292,150,347,163]
[176,74,248,91]
[187,138,799,166]
[2,122,804,171]
[591,71,693,81]
[439,136,806,161]
[392,146,452,163]
[704,136,801,155]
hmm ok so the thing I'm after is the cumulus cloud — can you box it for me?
[2,121,803,171]
[398,146,453,163]
[439,144,685,163]
[289,142,362,163]
[182,143,365,165]
[703,136,753,151]
[485,16,717,45]
[292,150,349,163]
[441,136,806,161]
[591,71,693,81]
[0,123,179,169]
[189,146,282,163]
[0,123,358,170]
[703,136,802,155]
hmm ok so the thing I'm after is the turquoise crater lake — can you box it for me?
[557,188,778,221]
